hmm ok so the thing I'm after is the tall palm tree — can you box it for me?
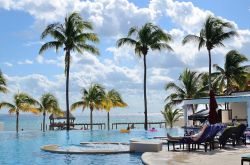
[71,84,105,130]
[183,16,237,91]
[0,70,7,93]
[102,89,127,130]
[0,93,39,132]
[38,93,61,132]
[200,72,221,94]
[117,23,173,130]
[39,12,99,131]
[165,69,207,113]
[213,50,249,94]
[161,104,182,128]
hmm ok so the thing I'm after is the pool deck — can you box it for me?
[141,145,250,165]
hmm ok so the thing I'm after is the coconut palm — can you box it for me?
[102,89,127,130]
[165,69,207,113]
[71,84,105,130]
[161,104,182,128]
[0,70,7,93]
[0,93,39,132]
[183,16,237,91]
[213,50,249,94]
[39,12,99,131]
[200,72,221,94]
[38,93,61,132]
[117,23,173,130]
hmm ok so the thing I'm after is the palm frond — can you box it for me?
[182,35,201,45]
[0,102,15,109]
[71,101,85,111]
[128,26,139,37]
[77,44,100,55]
[39,41,63,54]
[150,43,173,52]
[116,38,137,47]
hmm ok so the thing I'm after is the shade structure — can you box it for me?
[188,109,209,123]
[208,90,220,124]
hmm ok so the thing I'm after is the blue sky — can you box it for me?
[0,0,250,116]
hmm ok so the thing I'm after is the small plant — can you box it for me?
[161,104,182,128]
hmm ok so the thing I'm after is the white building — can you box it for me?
[182,91,250,127]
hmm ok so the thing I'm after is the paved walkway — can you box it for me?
[142,146,250,165]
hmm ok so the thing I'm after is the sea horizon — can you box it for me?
[0,113,164,131]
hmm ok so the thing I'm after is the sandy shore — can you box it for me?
[142,145,250,165]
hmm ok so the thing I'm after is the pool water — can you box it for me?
[0,128,184,165]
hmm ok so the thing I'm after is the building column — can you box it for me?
[183,105,188,127]
[247,101,250,128]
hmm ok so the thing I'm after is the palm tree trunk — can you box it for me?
[191,104,195,125]
[90,108,93,130]
[107,112,110,130]
[43,111,46,132]
[16,111,19,133]
[143,54,148,130]
[226,78,229,110]
[65,51,70,131]
[208,49,212,91]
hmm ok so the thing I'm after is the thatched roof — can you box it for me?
[49,111,75,120]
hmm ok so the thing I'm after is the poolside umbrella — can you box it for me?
[208,90,219,124]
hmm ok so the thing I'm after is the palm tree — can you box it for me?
[183,16,237,91]
[71,84,105,130]
[117,23,173,130]
[38,93,61,132]
[161,104,182,128]
[165,69,207,114]
[213,50,249,94]
[102,89,127,130]
[0,93,39,132]
[39,12,99,131]
[0,70,7,93]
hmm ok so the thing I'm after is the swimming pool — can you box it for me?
[0,128,184,165]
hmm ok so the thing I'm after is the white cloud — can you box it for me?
[148,68,173,87]
[36,55,44,63]
[106,45,137,64]
[23,41,44,47]
[17,59,33,65]
[0,0,158,38]
[4,62,13,67]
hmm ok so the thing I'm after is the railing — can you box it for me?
[74,123,106,130]
[48,122,166,130]
[49,123,106,130]
[111,122,166,129]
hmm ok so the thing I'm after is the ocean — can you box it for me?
[0,113,164,131]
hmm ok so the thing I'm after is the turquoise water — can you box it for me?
[0,129,184,165]
[0,114,164,131]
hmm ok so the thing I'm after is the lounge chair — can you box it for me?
[206,124,226,150]
[219,124,247,148]
[181,124,225,152]
[180,125,212,152]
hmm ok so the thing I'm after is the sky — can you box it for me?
[0,0,250,116]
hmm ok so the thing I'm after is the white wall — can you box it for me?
[230,102,247,120]
[221,110,230,123]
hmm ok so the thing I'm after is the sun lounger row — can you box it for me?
[166,123,247,152]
